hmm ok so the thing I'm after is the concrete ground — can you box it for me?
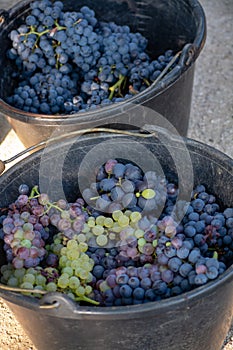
[0,0,232,349]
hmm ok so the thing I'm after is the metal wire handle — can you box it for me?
[0,127,157,175]
[0,282,47,294]
[0,282,60,309]
[150,50,182,88]
[39,301,60,309]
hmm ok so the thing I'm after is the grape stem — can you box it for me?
[143,78,151,87]
[90,196,101,201]
[109,74,126,100]
[29,185,40,199]
[20,22,67,52]
[75,295,100,305]
[28,186,65,215]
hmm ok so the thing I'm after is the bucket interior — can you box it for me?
[0,0,199,101]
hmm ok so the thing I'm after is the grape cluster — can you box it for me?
[0,264,59,294]
[1,185,50,269]
[1,237,97,304]
[1,184,88,261]
[1,159,233,306]
[92,259,224,306]
[0,185,97,304]
[83,159,167,215]
[5,0,177,114]
[46,238,96,303]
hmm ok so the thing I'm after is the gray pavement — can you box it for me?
[188,0,233,159]
[0,0,232,349]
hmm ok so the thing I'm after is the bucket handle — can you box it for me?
[0,127,157,175]
[0,283,99,315]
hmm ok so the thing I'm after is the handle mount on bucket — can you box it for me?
[0,282,90,316]
[39,292,81,316]
[0,282,87,315]
[0,127,157,175]
[179,43,196,67]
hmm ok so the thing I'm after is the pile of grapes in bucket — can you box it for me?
[5,0,178,115]
[1,158,233,306]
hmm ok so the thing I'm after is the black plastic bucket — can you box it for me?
[0,130,233,350]
[0,0,206,147]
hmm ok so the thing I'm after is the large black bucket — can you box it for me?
[0,0,206,147]
[0,129,233,350]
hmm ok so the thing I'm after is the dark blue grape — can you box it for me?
[184,225,196,238]
[179,263,193,277]
[224,208,233,219]
[192,199,205,212]
[133,287,145,300]
[119,284,132,298]
[188,248,201,264]
[168,257,182,272]
[99,178,117,192]
[194,274,208,285]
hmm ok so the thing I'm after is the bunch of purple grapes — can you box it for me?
[93,257,225,306]
[0,184,88,270]
[1,185,49,269]
[83,158,168,215]
[6,0,177,115]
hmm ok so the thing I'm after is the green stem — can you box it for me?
[20,23,67,51]
[54,20,67,31]
[75,295,100,305]
[109,75,126,100]
[73,18,83,26]
[90,196,101,201]
[43,202,64,215]
[143,78,151,87]
[20,29,50,38]
[29,185,40,199]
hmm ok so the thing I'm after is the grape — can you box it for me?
[133,287,145,300]
[194,274,208,285]
[161,270,174,283]
[99,178,117,192]
[119,284,132,298]
[184,225,196,238]
[176,246,190,259]
[92,265,105,279]
[118,215,130,227]
[18,184,30,195]
[113,163,126,179]
[105,159,118,174]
